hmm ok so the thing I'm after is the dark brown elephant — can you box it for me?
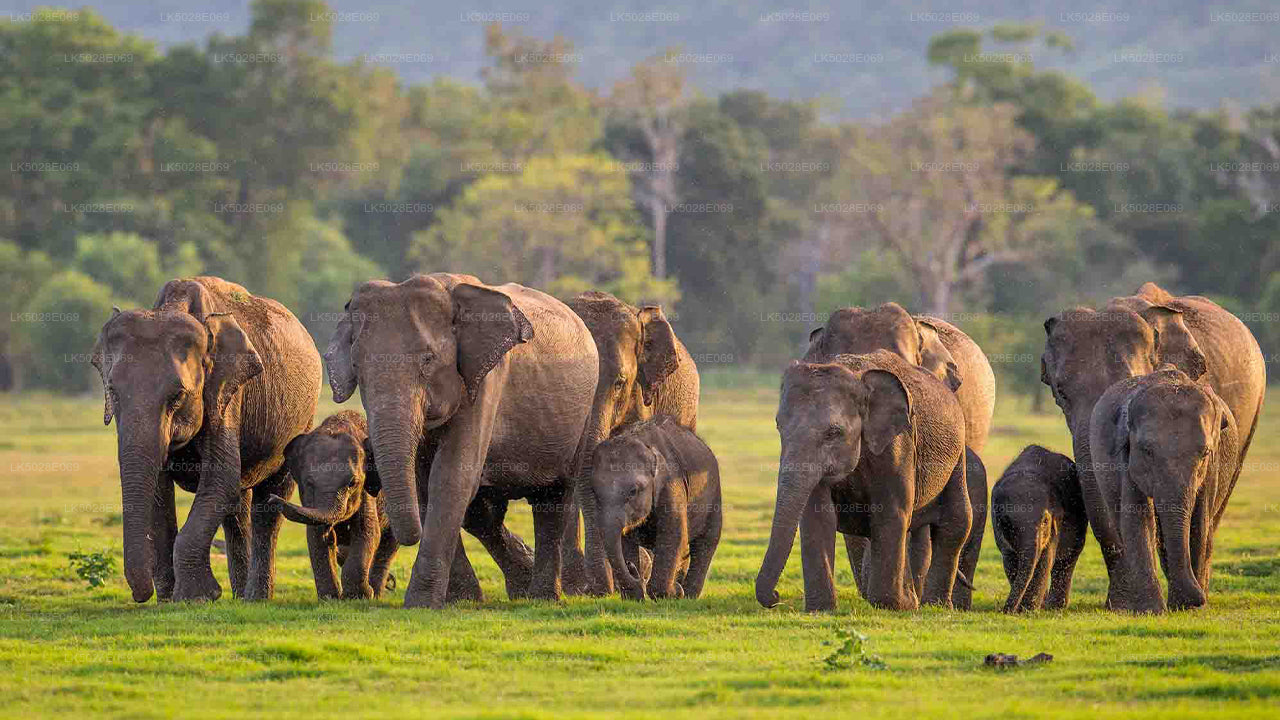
[91,276,321,602]
[804,303,993,608]
[565,291,700,596]
[324,273,598,608]
[756,350,971,612]
[992,445,1086,613]
[1041,282,1266,599]
[267,411,398,600]
[1088,367,1241,613]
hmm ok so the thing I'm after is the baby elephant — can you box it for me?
[267,411,398,599]
[1089,366,1240,613]
[992,445,1086,613]
[591,416,722,600]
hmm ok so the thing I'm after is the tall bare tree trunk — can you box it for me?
[650,198,668,280]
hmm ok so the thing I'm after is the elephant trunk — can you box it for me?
[118,418,168,603]
[1003,512,1049,613]
[605,518,644,600]
[368,404,424,546]
[756,459,819,608]
[1155,489,1205,610]
[276,498,345,527]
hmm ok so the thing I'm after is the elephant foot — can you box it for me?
[343,582,376,600]
[804,596,838,613]
[649,583,684,601]
[524,580,563,603]
[173,570,223,603]
[1168,585,1206,611]
[756,587,781,608]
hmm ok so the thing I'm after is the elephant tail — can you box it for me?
[1003,509,1053,613]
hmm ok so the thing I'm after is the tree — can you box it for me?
[606,52,690,279]
[18,270,115,393]
[410,154,677,305]
[836,92,1093,315]
[71,232,199,307]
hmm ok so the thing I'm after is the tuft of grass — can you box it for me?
[820,628,886,671]
[67,550,116,589]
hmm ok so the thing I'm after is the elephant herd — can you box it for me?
[89,275,1264,614]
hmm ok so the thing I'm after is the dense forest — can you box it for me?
[3,1,1279,399]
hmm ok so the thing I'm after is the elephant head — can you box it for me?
[756,352,912,608]
[273,432,380,527]
[91,307,263,602]
[806,304,962,391]
[1107,368,1236,611]
[1106,294,1208,382]
[590,432,665,600]
[322,275,532,545]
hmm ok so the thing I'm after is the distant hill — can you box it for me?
[15,0,1280,118]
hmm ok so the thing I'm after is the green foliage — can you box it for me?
[67,549,116,589]
[18,270,115,392]
[70,232,192,307]
[821,628,887,671]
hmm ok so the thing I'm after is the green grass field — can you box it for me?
[2,377,1279,719]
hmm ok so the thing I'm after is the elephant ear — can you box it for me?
[915,320,962,392]
[637,306,680,407]
[860,368,913,455]
[806,326,825,357]
[1111,393,1136,463]
[451,284,534,403]
[1140,305,1207,381]
[282,433,311,483]
[202,312,264,416]
[324,303,362,403]
[90,307,123,425]
[361,436,381,497]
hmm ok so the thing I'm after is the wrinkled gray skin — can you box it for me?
[91,276,321,603]
[805,303,994,609]
[325,273,598,608]
[1041,282,1266,602]
[267,411,398,600]
[566,291,700,596]
[992,445,1086,613]
[1089,367,1240,613]
[757,350,970,612]
[592,416,721,601]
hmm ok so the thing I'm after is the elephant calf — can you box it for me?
[591,416,722,600]
[267,411,398,600]
[992,445,1086,613]
[1089,366,1240,613]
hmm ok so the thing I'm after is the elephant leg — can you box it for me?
[682,513,721,600]
[922,463,972,608]
[463,493,534,600]
[798,485,839,612]
[1118,483,1165,614]
[1045,518,1086,610]
[367,528,399,598]
[172,485,227,602]
[221,488,251,599]
[558,496,589,596]
[444,535,483,604]
[954,449,987,611]
[908,528,931,601]
[844,534,869,598]
[307,525,342,600]
[341,506,380,599]
[152,475,179,601]
[865,506,916,611]
[1156,485,1205,611]
[245,468,293,601]
[527,484,574,601]
[648,499,689,600]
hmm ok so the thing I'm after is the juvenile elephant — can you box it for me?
[1089,367,1240,613]
[325,273,598,608]
[566,291,700,596]
[805,303,993,608]
[992,445,1086,613]
[1041,283,1265,593]
[591,416,721,601]
[756,350,971,612]
[91,276,321,602]
[267,411,398,600]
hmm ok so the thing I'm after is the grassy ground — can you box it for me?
[1,377,1279,719]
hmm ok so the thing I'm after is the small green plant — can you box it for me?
[821,628,887,671]
[68,550,117,589]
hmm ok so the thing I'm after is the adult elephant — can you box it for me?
[566,291,700,596]
[805,303,994,608]
[91,276,321,602]
[757,350,971,611]
[324,273,598,608]
[1041,282,1266,599]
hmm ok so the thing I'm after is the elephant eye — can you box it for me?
[824,426,845,441]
